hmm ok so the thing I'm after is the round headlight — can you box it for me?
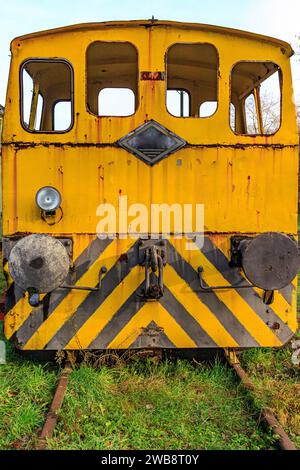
[36,187,61,211]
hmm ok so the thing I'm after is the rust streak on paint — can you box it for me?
[96,118,101,144]
[58,166,64,192]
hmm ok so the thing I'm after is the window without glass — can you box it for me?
[231,62,281,135]
[166,43,218,118]
[245,94,259,134]
[54,101,72,131]
[166,90,190,117]
[87,42,138,116]
[21,60,73,132]
[199,101,218,118]
[230,103,236,132]
[98,88,135,116]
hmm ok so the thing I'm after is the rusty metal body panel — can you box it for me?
[2,20,299,350]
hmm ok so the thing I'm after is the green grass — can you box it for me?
[239,345,300,449]
[0,339,274,450]
[0,327,57,449]
[45,360,274,450]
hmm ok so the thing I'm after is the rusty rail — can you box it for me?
[225,350,297,451]
[36,363,72,450]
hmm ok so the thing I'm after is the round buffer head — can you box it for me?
[241,232,300,291]
[9,234,70,293]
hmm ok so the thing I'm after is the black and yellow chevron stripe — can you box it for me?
[3,235,297,350]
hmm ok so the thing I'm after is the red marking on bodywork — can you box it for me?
[141,71,165,80]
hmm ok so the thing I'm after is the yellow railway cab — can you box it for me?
[1,20,299,351]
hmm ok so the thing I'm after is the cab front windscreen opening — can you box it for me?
[166,43,218,118]
[98,88,135,116]
[87,41,138,117]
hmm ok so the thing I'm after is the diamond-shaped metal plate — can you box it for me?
[118,120,186,165]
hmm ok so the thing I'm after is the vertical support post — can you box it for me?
[29,80,40,131]
[180,90,184,117]
[254,86,264,134]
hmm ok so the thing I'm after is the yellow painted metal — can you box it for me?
[107,302,197,349]
[164,264,239,348]
[171,238,283,346]
[22,238,136,349]
[224,348,240,365]
[1,145,298,235]
[2,20,299,349]
[0,107,3,150]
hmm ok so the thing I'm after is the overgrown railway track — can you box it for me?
[33,352,298,451]
[225,350,297,451]
[36,362,72,450]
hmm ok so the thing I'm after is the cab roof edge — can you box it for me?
[10,19,294,57]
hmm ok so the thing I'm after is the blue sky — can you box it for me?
[0,0,299,104]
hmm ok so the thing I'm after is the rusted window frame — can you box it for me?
[85,41,139,118]
[165,42,220,120]
[229,60,283,137]
[20,58,74,134]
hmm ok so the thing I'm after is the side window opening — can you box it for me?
[22,70,44,131]
[21,60,73,132]
[199,101,218,118]
[260,72,281,134]
[22,70,34,128]
[54,101,72,131]
[231,62,281,135]
[166,43,218,118]
[35,94,43,131]
[230,103,236,132]
[87,42,138,116]
[245,94,259,134]
[166,90,190,117]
